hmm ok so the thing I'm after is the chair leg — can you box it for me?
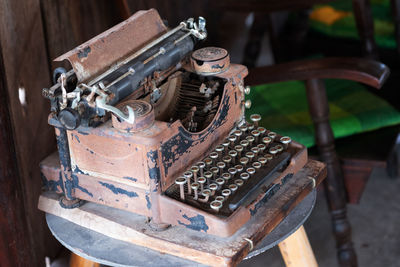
[352,0,378,59]
[306,79,358,267]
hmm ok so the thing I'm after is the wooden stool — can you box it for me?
[51,191,319,267]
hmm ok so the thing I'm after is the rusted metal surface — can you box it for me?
[191,47,230,75]
[55,9,167,82]
[112,100,155,133]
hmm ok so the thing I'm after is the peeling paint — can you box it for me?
[98,181,138,198]
[177,214,209,233]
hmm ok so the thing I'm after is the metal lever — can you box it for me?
[95,96,135,124]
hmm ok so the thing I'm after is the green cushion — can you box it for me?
[247,79,400,147]
[309,0,396,49]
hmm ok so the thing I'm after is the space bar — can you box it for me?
[228,152,291,211]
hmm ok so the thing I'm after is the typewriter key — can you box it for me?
[262,136,272,146]
[235,164,244,172]
[197,177,206,191]
[222,140,230,152]
[245,151,255,162]
[204,158,213,170]
[275,144,284,152]
[246,167,256,175]
[228,135,237,146]
[184,171,193,194]
[240,157,249,166]
[247,123,255,131]
[215,196,225,202]
[240,140,249,149]
[216,177,225,187]
[251,130,260,143]
[240,172,250,180]
[221,189,231,198]
[228,150,238,164]
[222,173,231,181]
[250,114,262,128]
[234,145,243,157]
[222,156,232,166]
[258,157,267,165]
[257,143,266,152]
[209,183,218,196]
[199,189,211,202]
[216,162,226,175]
[257,127,266,135]
[264,154,273,161]
[268,131,277,139]
[210,167,219,179]
[191,182,199,200]
[239,125,248,133]
[251,147,259,156]
[235,179,244,187]
[197,161,205,176]
[210,200,223,212]
[229,184,238,192]
[233,130,242,139]
[246,135,255,146]
[215,145,224,157]
[269,146,278,155]
[252,161,262,169]
[175,177,187,200]
[191,165,199,182]
[280,136,292,149]
[228,167,237,176]
[210,152,219,160]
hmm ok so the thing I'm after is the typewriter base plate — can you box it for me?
[38,160,326,267]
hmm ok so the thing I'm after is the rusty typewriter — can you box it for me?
[39,9,309,238]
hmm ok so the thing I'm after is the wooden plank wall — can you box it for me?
[0,0,126,265]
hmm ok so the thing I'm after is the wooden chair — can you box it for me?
[245,57,390,267]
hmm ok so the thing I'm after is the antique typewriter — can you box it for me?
[40,9,308,238]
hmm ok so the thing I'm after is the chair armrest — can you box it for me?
[245,57,390,89]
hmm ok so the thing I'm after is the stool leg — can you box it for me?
[306,79,357,267]
[69,252,99,267]
[278,225,318,267]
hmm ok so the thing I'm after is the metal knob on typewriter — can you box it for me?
[191,47,230,75]
[280,136,292,149]
[198,177,206,192]
[175,177,187,200]
[184,171,193,194]
[191,165,200,182]
[191,182,200,200]
[250,114,262,128]
[111,100,154,133]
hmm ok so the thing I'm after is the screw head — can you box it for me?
[244,86,251,95]
[244,100,252,109]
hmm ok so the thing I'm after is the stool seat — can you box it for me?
[248,79,400,147]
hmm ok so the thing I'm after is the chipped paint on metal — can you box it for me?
[177,214,209,233]
[98,181,138,198]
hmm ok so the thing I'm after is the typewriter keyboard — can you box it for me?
[165,114,294,216]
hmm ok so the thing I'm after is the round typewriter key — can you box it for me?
[268,131,277,139]
[197,161,205,176]
[240,157,249,166]
[247,123,255,131]
[222,156,232,166]
[228,135,237,146]
[269,147,278,155]
[204,158,213,169]
[258,157,267,165]
[239,125,248,133]
[210,152,219,160]
[257,143,266,152]
[240,172,250,180]
[191,182,199,200]
[235,179,244,187]
[246,167,256,175]
[234,145,244,157]
[252,161,262,169]
[184,171,193,194]
[235,164,244,172]
[265,154,273,161]
[222,140,230,152]
[209,183,218,196]
[245,151,255,162]
[228,150,238,164]
[201,189,211,202]
[222,173,231,181]
[210,200,223,212]
[210,167,219,179]
[280,136,292,144]
[216,177,225,186]
[229,184,238,192]
[215,145,224,156]
[239,140,249,149]
[251,146,260,156]
[228,167,237,176]
[175,177,187,200]
[250,114,262,128]
[221,189,231,198]
[215,196,225,202]
[251,130,260,143]
[191,165,199,182]
[275,144,284,152]
[246,135,255,146]
[197,177,206,191]
[257,127,266,135]
[204,171,213,180]
[233,130,242,139]
[217,162,226,175]
[262,136,272,146]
